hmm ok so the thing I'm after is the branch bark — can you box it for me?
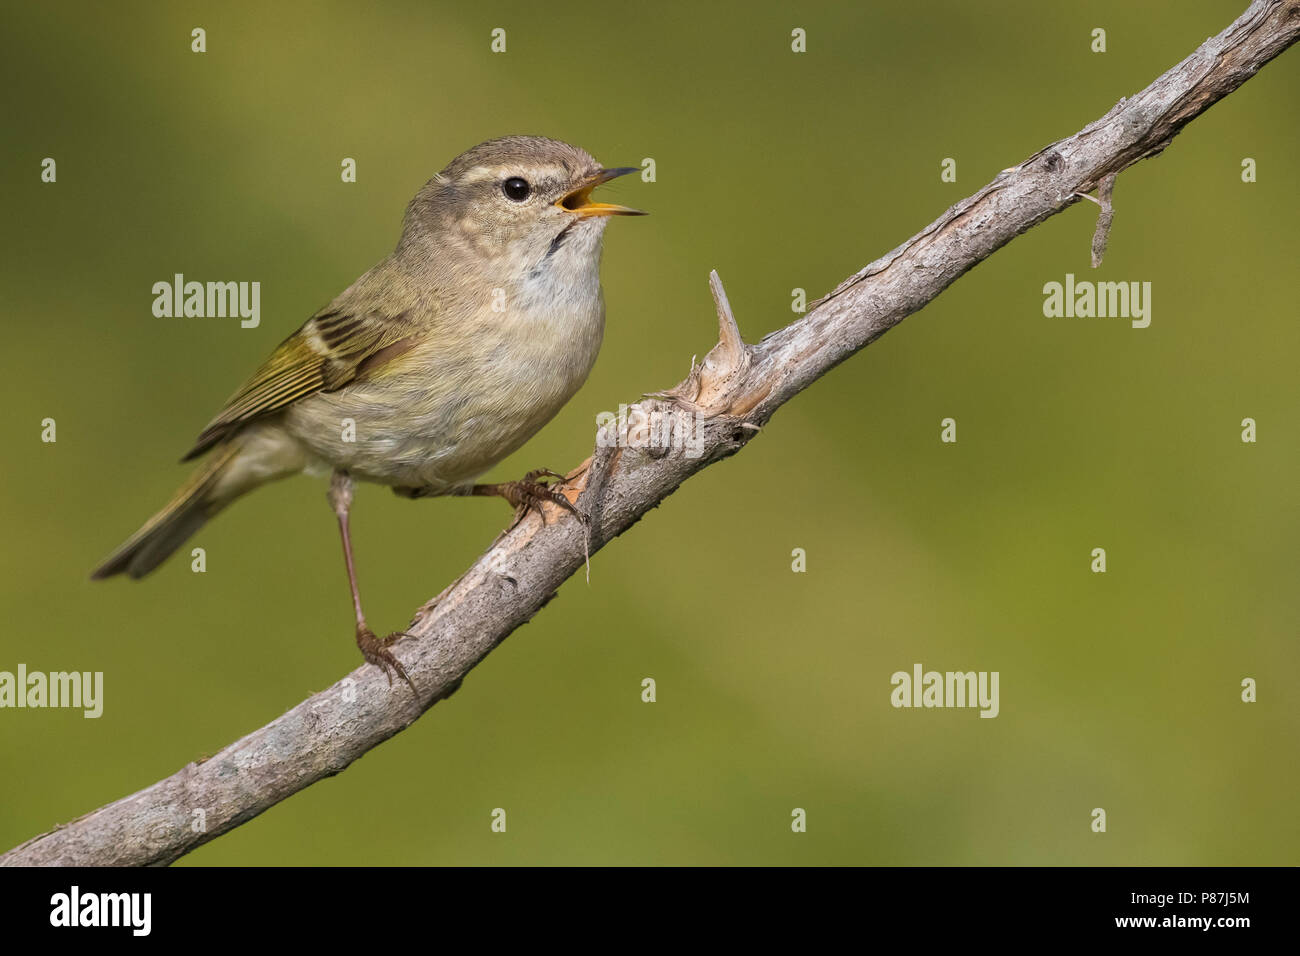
[6,0,1297,866]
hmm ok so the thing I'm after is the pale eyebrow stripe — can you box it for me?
[458,164,555,185]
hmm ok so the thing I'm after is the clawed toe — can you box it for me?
[473,469,584,530]
[515,477,581,527]
[356,624,417,694]
[523,468,568,484]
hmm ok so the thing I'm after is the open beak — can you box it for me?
[558,166,646,217]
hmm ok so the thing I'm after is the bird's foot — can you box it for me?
[477,469,583,530]
[355,622,416,694]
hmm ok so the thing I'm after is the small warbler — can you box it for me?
[92,135,645,688]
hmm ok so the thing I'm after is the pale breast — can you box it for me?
[284,241,607,491]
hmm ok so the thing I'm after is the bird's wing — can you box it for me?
[181,306,417,461]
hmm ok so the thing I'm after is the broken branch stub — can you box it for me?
[652,270,768,418]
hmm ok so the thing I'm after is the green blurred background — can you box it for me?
[1,0,1296,865]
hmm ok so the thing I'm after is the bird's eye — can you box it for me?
[502,177,531,201]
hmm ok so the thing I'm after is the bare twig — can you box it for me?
[5,0,1297,867]
[1090,173,1118,267]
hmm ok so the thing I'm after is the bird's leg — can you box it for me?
[327,471,415,693]
[469,469,583,531]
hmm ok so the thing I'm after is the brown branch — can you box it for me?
[1086,173,1118,268]
[5,0,1297,867]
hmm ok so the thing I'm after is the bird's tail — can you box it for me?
[90,441,246,580]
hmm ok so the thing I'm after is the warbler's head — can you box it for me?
[401,135,644,276]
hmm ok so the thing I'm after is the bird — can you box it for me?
[91,135,645,690]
